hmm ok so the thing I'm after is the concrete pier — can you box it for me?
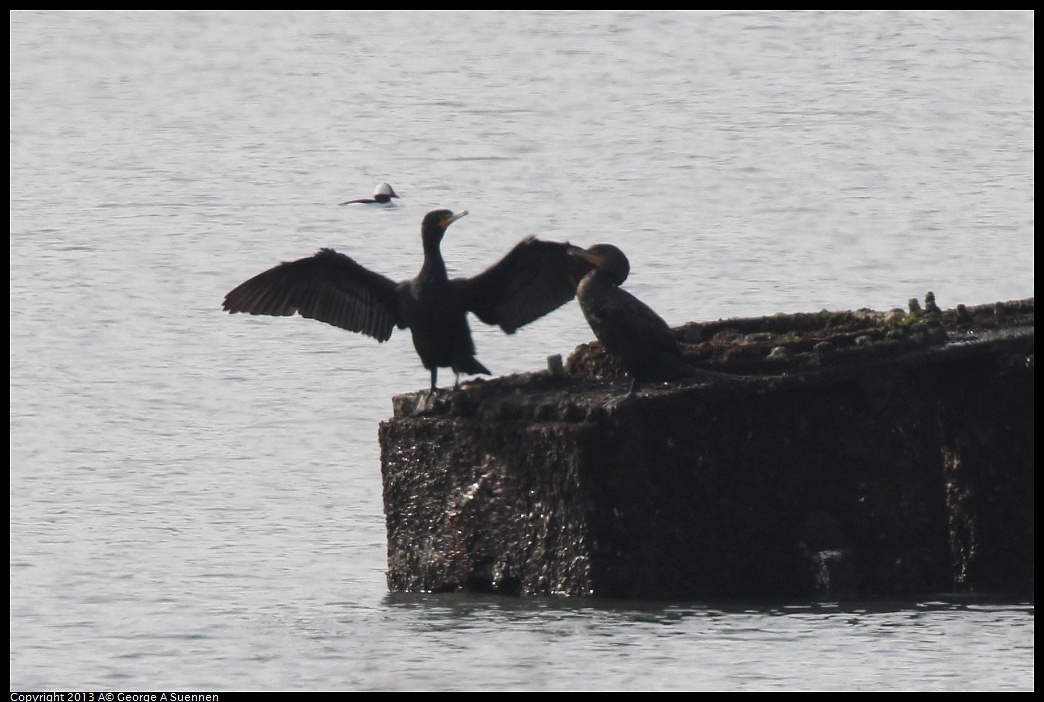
[379,296,1033,599]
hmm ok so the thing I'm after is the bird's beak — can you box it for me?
[446,210,469,227]
[568,245,603,267]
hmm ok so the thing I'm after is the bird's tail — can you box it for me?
[683,364,752,384]
[456,357,492,376]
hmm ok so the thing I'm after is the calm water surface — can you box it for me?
[10,11,1033,691]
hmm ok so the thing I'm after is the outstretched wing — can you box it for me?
[455,237,593,334]
[222,248,402,342]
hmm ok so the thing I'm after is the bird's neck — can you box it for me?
[585,269,620,289]
[420,245,448,280]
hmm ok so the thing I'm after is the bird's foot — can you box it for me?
[415,385,445,412]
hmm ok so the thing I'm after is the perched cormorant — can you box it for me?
[223,209,591,392]
[569,243,735,395]
[339,182,399,206]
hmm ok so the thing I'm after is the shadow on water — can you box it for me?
[382,590,1034,623]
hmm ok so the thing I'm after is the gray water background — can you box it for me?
[9,10,1034,691]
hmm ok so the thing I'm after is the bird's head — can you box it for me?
[568,243,630,286]
[421,209,468,248]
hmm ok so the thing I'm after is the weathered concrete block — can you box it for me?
[380,298,1033,599]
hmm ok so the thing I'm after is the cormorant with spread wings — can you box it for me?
[222,209,591,392]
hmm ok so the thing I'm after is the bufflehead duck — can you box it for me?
[339,182,400,206]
